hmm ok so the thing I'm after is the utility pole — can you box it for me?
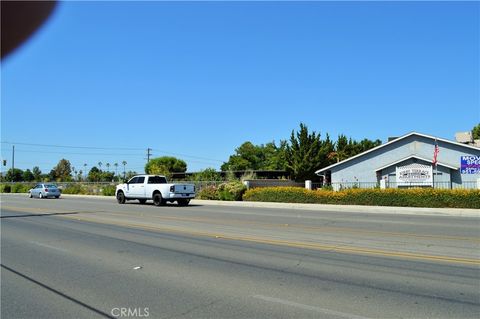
[147,148,152,163]
[11,145,15,182]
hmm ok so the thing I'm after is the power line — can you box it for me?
[0,149,145,157]
[1,141,225,163]
[0,141,144,151]
[2,149,141,157]
[151,148,224,162]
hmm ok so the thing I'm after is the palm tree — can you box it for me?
[122,161,127,179]
[114,163,119,180]
[98,162,102,171]
[83,163,87,179]
[106,163,110,172]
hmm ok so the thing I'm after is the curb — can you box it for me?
[189,200,480,217]
[2,193,478,217]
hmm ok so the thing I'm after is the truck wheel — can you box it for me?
[153,193,164,206]
[139,199,147,204]
[177,199,190,206]
[117,191,126,204]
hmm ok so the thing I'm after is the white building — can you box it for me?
[315,132,480,189]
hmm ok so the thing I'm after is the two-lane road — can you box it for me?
[1,194,479,318]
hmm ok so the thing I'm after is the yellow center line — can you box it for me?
[88,209,480,243]
[3,206,478,266]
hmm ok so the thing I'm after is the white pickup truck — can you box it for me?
[115,175,195,206]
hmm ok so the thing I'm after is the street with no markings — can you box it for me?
[1,194,479,319]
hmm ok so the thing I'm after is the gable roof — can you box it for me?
[375,155,458,172]
[315,131,479,175]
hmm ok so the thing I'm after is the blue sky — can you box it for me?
[1,1,479,174]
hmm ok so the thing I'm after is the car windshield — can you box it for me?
[45,184,57,188]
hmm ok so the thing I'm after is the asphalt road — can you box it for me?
[1,194,479,319]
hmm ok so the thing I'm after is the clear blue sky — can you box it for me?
[2,1,479,174]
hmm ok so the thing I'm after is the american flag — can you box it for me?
[432,139,439,166]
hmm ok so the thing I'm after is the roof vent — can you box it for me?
[455,132,473,144]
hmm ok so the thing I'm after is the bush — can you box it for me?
[243,187,480,209]
[196,181,247,201]
[61,184,88,195]
[1,184,11,193]
[0,183,32,193]
[198,185,219,200]
[11,183,32,193]
[218,181,247,201]
[102,185,116,196]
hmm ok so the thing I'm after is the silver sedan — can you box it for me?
[29,183,61,199]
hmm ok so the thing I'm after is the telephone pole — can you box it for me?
[147,148,152,163]
[11,145,15,182]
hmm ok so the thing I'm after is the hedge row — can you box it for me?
[0,183,116,196]
[0,183,34,193]
[242,187,480,209]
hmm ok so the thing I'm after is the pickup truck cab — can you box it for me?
[116,175,195,206]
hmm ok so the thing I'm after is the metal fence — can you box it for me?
[315,181,479,190]
[1,180,478,192]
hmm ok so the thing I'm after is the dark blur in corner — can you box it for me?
[1,0,57,59]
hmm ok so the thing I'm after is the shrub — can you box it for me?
[197,182,246,201]
[218,181,247,201]
[2,184,11,193]
[102,185,116,196]
[243,187,480,209]
[62,184,88,195]
[11,183,32,193]
[198,185,219,200]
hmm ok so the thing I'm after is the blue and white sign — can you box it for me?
[461,156,480,174]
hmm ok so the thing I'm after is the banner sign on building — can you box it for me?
[396,163,433,186]
[461,156,480,174]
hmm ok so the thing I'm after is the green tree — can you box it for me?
[285,123,331,181]
[52,159,72,181]
[221,140,288,171]
[329,135,381,164]
[5,168,24,182]
[472,123,480,140]
[145,157,187,178]
[355,138,382,154]
[87,166,102,182]
[122,161,127,179]
[262,141,288,170]
[221,142,264,171]
[193,168,222,181]
[125,171,137,180]
[100,171,115,182]
[32,166,42,181]
[23,169,35,182]
[114,163,119,180]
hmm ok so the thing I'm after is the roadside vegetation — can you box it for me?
[2,123,479,208]
[243,187,480,209]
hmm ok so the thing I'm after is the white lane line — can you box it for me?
[30,241,68,253]
[252,295,372,319]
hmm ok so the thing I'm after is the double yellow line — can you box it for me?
[3,205,480,266]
